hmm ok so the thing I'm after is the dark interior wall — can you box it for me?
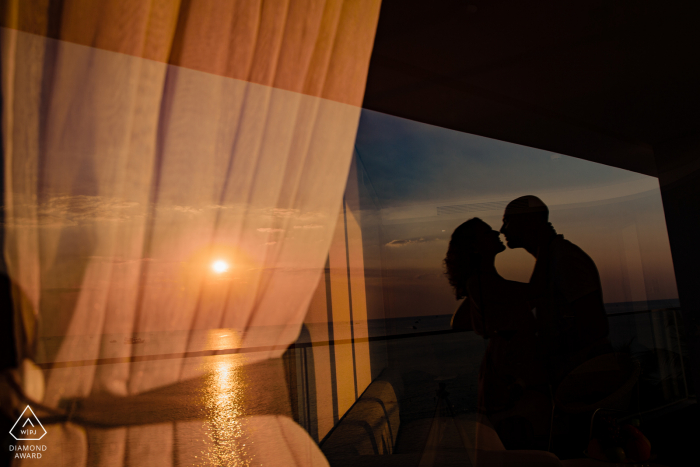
[655,135,700,394]
[364,0,700,177]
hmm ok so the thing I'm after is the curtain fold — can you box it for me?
[1,1,381,465]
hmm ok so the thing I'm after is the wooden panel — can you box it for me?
[346,205,372,395]
[305,276,335,440]
[328,208,356,416]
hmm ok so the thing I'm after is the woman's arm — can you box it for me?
[450,298,473,331]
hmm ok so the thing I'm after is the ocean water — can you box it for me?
[378,305,689,419]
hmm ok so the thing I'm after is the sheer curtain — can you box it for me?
[1,1,381,465]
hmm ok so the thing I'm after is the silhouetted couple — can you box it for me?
[445,195,610,450]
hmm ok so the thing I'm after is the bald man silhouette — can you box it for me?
[500,196,611,384]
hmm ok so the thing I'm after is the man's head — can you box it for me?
[500,196,549,250]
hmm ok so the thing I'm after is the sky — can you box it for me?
[353,109,678,318]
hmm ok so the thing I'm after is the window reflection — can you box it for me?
[284,109,686,465]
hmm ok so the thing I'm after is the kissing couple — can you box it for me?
[445,195,611,450]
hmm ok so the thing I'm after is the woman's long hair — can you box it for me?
[444,218,485,300]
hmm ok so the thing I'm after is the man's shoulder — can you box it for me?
[549,235,599,274]
[548,235,603,299]
[550,235,593,261]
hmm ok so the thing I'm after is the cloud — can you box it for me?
[5,195,144,227]
[261,208,327,220]
[173,205,202,213]
[3,196,329,233]
[266,208,300,218]
[298,211,326,220]
[385,236,442,247]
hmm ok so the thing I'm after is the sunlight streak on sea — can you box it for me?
[198,356,252,466]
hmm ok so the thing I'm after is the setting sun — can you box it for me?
[211,260,230,274]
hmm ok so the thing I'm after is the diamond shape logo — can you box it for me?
[9,406,47,441]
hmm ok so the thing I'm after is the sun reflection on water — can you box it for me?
[199,356,252,466]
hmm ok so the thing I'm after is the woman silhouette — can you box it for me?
[445,218,550,449]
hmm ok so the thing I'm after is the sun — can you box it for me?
[211,260,230,274]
